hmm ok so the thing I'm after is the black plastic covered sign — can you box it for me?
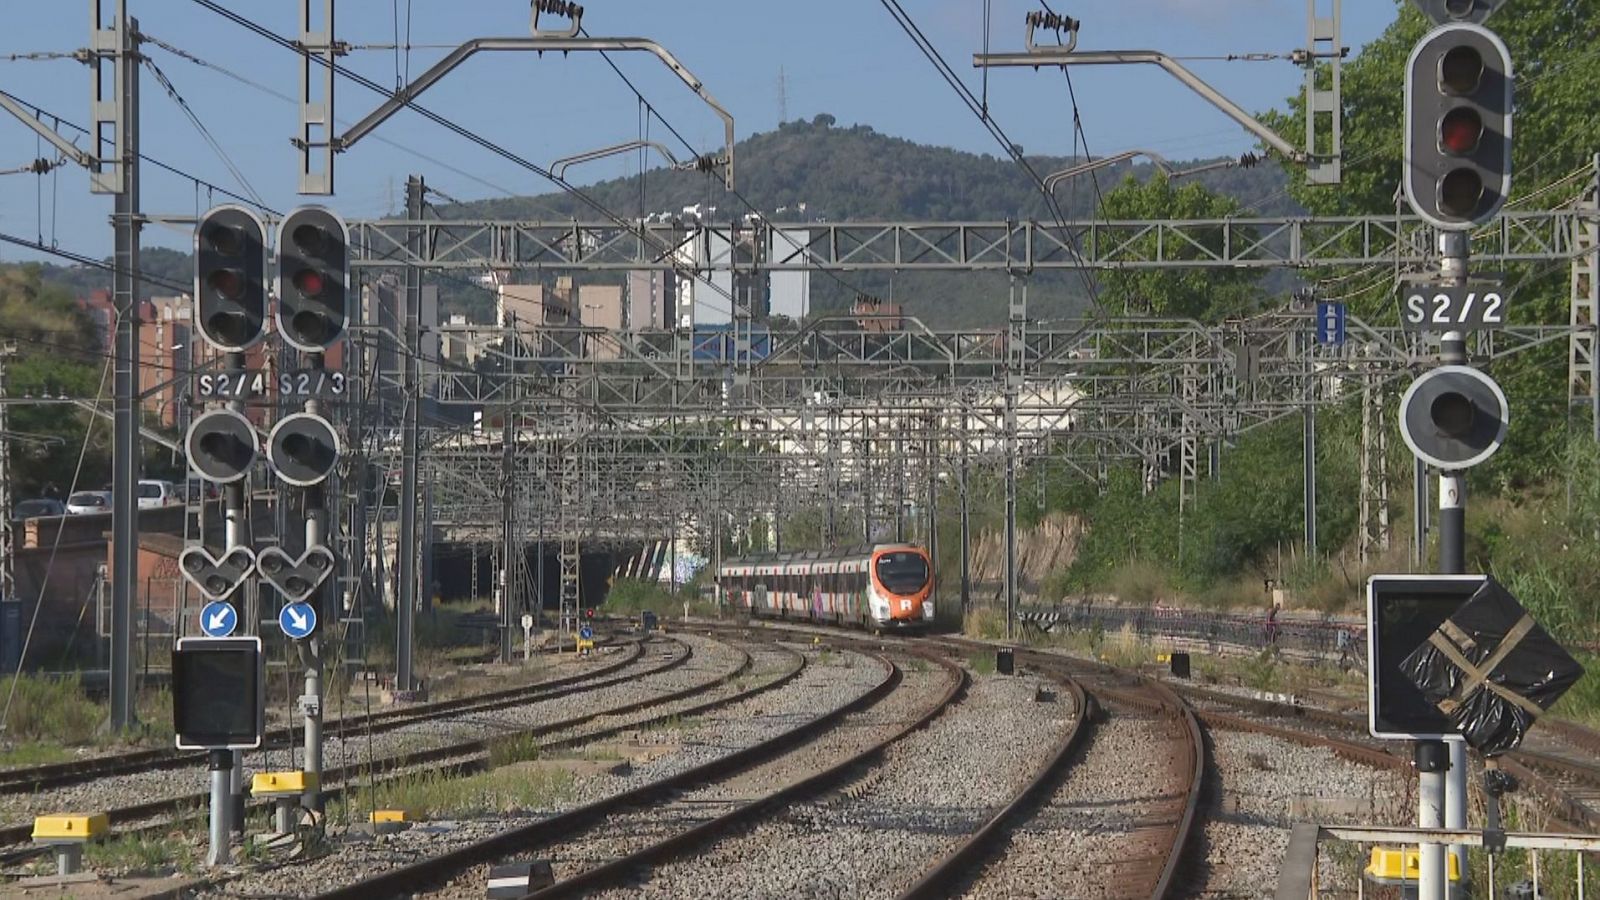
[1400,577,1585,756]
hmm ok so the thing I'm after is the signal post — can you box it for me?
[274,207,351,816]
[180,204,347,864]
[1394,7,1513,897]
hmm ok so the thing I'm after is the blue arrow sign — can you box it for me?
[1316,301,1347,346]
[199,601,238,638]
[579,625,594,640]
[278,602,317,640]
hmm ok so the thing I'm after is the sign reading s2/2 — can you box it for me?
[1400,285,1506,331]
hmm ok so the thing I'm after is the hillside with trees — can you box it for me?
[435,117,1296,326]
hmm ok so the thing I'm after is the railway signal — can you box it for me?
[276,206,350,353]
[266,412,341,487]
[194,206,268,352]
[1398,365,1508,471]
[1403,23,1513,230]
[185,409,258,484]
[1409,0,1507,25]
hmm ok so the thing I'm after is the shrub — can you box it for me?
[0,674,101,743]
[1108,561,1168,606]
[963,607,1005,640]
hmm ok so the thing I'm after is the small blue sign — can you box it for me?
[199,601,238,638]
[579,625,594,640]
[1316,301,1347,346]
[278,602,317,640]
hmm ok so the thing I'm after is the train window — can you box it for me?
[875,553,929,595]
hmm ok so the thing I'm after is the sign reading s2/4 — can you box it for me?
[1400,285,1507,331]
[196,370,269,399]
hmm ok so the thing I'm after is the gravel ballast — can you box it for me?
[198,643,883,899]
[593,666,1075,900]
[3,636,734,842]
[1180,729,1412,899]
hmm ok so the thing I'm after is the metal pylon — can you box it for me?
[1358,352,1392,564]
[557,445,582,637]
[1570,155,1600,441]
[1178,361,1201,520]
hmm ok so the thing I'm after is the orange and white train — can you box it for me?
[715,544,935,631]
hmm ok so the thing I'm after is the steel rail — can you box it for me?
[0,639,774,871]
[1167,679,1600,832]
[897,673,1090,900]
[315,648,908,899]
[0,637,648,797]
[525,648,966,900]
[0,639,693,849]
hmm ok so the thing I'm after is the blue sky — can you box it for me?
[0,1,1399,261]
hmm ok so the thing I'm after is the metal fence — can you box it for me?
[1276,823,1597,899]
[1017,603,1366,664]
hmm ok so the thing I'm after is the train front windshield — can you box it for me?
[875,552,929,595]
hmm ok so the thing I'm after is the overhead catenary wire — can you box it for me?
[0,347,113,734]
[183,1,755,320]
[0,87,275,216]
[876,0,1104,315]
[139,55,269,211]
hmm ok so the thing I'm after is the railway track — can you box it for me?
[1164,678,1600,838]
[0,634,642,796]
[917,637,1206,899]
[313,641,963,899]
[648,623,1206,900]
[0,635,764,871]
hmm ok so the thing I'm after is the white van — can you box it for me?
[136,480,179,509]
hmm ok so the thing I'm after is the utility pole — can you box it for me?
[0,344,17,673]
[106,0,142,732]
[395,175,423,692]
[1434,230,1471,890]
[500,408,515,663]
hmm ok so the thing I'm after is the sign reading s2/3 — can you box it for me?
[1400,285,1507,331]
[278,369,347,398]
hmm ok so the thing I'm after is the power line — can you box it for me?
[185,1,755,319]
[137,31,534,210]
[876,0,1103,315]
[140,56,269,210]
[0,88,274,215]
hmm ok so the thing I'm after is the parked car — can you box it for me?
[65,491,113,515]
[136,480,180,509]
[13,498,66,519]
[184,479,218,503]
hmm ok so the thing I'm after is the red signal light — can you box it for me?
[1439,108,1483,155]
[292,269,325,298]
[207,269,244,300]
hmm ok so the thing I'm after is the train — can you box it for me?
[714,543,935,632]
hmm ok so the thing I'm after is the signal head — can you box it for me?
[276,206,350,353]
[1402,23,1512,230]
[185,408,259,484]
[194,206,268,351]
[266,412,341,486]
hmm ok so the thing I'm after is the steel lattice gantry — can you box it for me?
[339,209,1595,272]
[349,311,1579,547]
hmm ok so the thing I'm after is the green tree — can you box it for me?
[1263,0,1600,487]
[1263,0,1600,219]
[1096,174,1264,319]
[0,264,110,497]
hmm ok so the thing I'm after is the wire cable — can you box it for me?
[140,56,269,210]
[876,0,1104,315]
